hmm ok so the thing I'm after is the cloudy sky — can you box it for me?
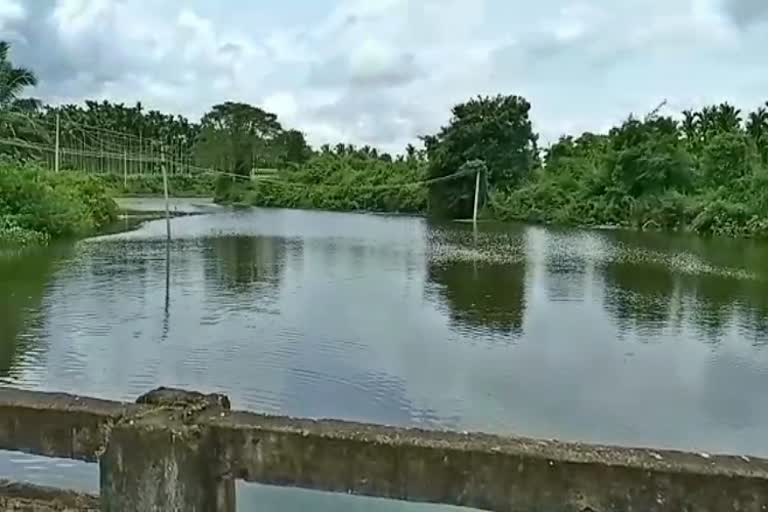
[2,0,768,152]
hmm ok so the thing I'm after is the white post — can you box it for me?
[139,131,143,175]
[472,168,481,224]
[54,112,60,173]
[123,149,128,188]
[162,144,171,242]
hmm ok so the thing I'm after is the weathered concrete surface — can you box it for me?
[100,389,235,512]
[205,410,768,512]
[0,388,138,462]
[2,386,768,512]
[0,480,98,511]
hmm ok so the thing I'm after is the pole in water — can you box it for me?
[162,144,171,340]
[54,112,60,173]
[472,168,481,224]
[161,144,171,242]
[163,230,171,339]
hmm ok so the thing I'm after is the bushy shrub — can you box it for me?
[0,163,118,242]
[220,154,427,213]
[0,216,49,246]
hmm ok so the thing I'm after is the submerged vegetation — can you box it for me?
[2,39,768,238]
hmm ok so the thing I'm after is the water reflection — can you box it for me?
[2,205,768,504]
[428,260,526,337]
[541,230,589,303]
[600,230,768,344]
[426,223,528,338]
[207,236,286,293]
[203,236,288,317]
[0,248,65,381]
[602,260,676,337]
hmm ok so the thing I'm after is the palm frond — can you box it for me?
[10,97,42,113]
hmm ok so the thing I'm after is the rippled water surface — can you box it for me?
[2,198,768,509]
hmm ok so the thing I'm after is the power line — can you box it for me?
[1,131,472,189]
[250,166,475,191]
[3,110,186,149]
[3,111,476,193]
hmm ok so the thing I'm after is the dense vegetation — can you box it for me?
[488,103,768,236]
[1,43,118,245]
[424,95,539,218]
[3,39,768,237]
[217,149,427,213]
[0,162,118,245]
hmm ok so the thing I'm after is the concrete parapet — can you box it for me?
[2,386,767,511]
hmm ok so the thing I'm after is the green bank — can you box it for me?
[0,164,118,246]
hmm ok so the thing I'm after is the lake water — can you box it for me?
[2,198,768,510]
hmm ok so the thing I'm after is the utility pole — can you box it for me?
[54,112,60,173]
[161,144,171,242]
[123,149,128,189]
[472,167,481,224]
[139,130,143,175]
[162,141,171,325]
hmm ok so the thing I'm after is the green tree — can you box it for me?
[405,143,417,162]
[423,94,539,217]
[746,105,768,162]
[195,102,284,176]
[276,129,312,165]
[700,132,755,188]
[713,103,742,133]
[681,109,699,147]
[37,100,200,175]
[0,41,37,109]
[0,41,45,161]
[604,116,691,199]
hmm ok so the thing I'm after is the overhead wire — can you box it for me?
[2,111,478,190]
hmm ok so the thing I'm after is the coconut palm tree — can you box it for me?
[0,41,37,110]
[681,110,699,143]
[746,107,768,141]
[747,105,768,161]
[696,106,718,139]
[713,102,742,133]
[0,41,47,160]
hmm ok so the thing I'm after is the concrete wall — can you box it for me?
[2,386,768,511]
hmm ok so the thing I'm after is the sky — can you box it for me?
[2,0,768,152]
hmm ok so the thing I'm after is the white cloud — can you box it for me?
[3,0,768,152]
[348,38,417,86]
[263,92,299,124]
[51,0,110,37]
[0,0,25,33]
[0,0,23,20]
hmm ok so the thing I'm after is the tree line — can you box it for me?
[484,100,768,236]
[3,39,768,236]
